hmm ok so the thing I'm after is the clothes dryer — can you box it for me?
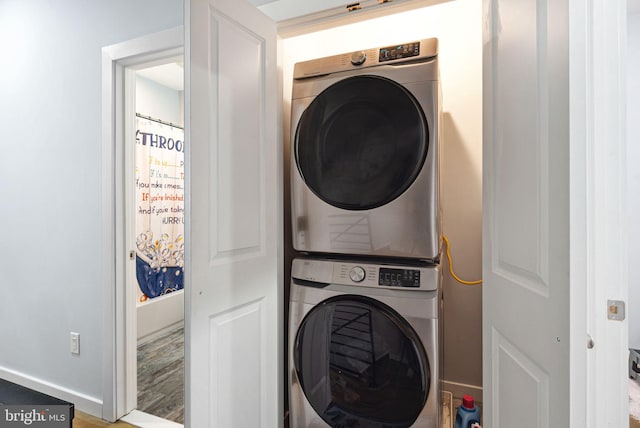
[289,257,442,428]
[290,39,441,261]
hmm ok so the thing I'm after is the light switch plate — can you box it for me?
[70,332,80,355]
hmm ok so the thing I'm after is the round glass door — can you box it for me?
[294,295,430,428]
[295,75,429,211]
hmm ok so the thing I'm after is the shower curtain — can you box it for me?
[135,116,185,300]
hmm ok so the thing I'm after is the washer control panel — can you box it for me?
[336,262,426,288]
[333,261,436,290]
[288,259,440,292]
[378,267,420,288]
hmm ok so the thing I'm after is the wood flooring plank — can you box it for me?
[73,411,136,427]
[137,326,184,424]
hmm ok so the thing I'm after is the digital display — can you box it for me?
[379,268,420,287]
[378,42,420,63]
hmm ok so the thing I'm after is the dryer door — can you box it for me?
[294,295,430,428]
[294,75,428,211]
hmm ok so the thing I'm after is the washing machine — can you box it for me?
[289,257,442,428]
[290,38,441,261]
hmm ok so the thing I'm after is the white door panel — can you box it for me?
[186,0,280,426]
[483,0,569,426]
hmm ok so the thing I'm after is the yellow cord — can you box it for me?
[442,235,482,285]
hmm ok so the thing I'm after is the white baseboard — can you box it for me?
[442,380,483,403]
[0,366,102,417]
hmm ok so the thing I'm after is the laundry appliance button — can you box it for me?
[350,51,367,66]
[349,266,366,283]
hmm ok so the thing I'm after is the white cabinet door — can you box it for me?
[185,0,281,426]
[482,0,570,426]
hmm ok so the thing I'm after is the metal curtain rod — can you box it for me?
[136,113,184,130]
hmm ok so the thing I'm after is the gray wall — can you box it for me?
[0,0,182,412]
[136,75,183,127]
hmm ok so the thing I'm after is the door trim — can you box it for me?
[569,0,628,426]
[101,27,184,422]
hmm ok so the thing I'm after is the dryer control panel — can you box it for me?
[378,42,421,63]
[291,258,439,292]
[293,38,438,79]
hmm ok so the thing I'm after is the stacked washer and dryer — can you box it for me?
[288,39,443,428]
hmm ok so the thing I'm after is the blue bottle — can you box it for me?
[454,394,481,428]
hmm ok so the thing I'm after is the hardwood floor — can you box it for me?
[137,326,185,424]
[73,327,184,427]
[74,411,136,427]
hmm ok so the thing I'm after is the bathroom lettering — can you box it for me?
[162,216,184,224]
[136,130,184,153]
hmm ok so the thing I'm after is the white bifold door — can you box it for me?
[185,0,281,426]
[482,0,570,426]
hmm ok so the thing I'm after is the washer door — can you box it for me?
[294,295,430,428]
[294,75,429,211]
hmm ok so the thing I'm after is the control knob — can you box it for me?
[350,51,367,66]
[349,266,366,283]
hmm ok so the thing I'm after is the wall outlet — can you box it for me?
[70,332,80,355]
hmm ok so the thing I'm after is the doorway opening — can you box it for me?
[121,59,186,427]
[102,31,185,427]
[101,26,185,424]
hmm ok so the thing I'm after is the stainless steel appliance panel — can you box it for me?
[289,258,442,428]
[290,39,441,261]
